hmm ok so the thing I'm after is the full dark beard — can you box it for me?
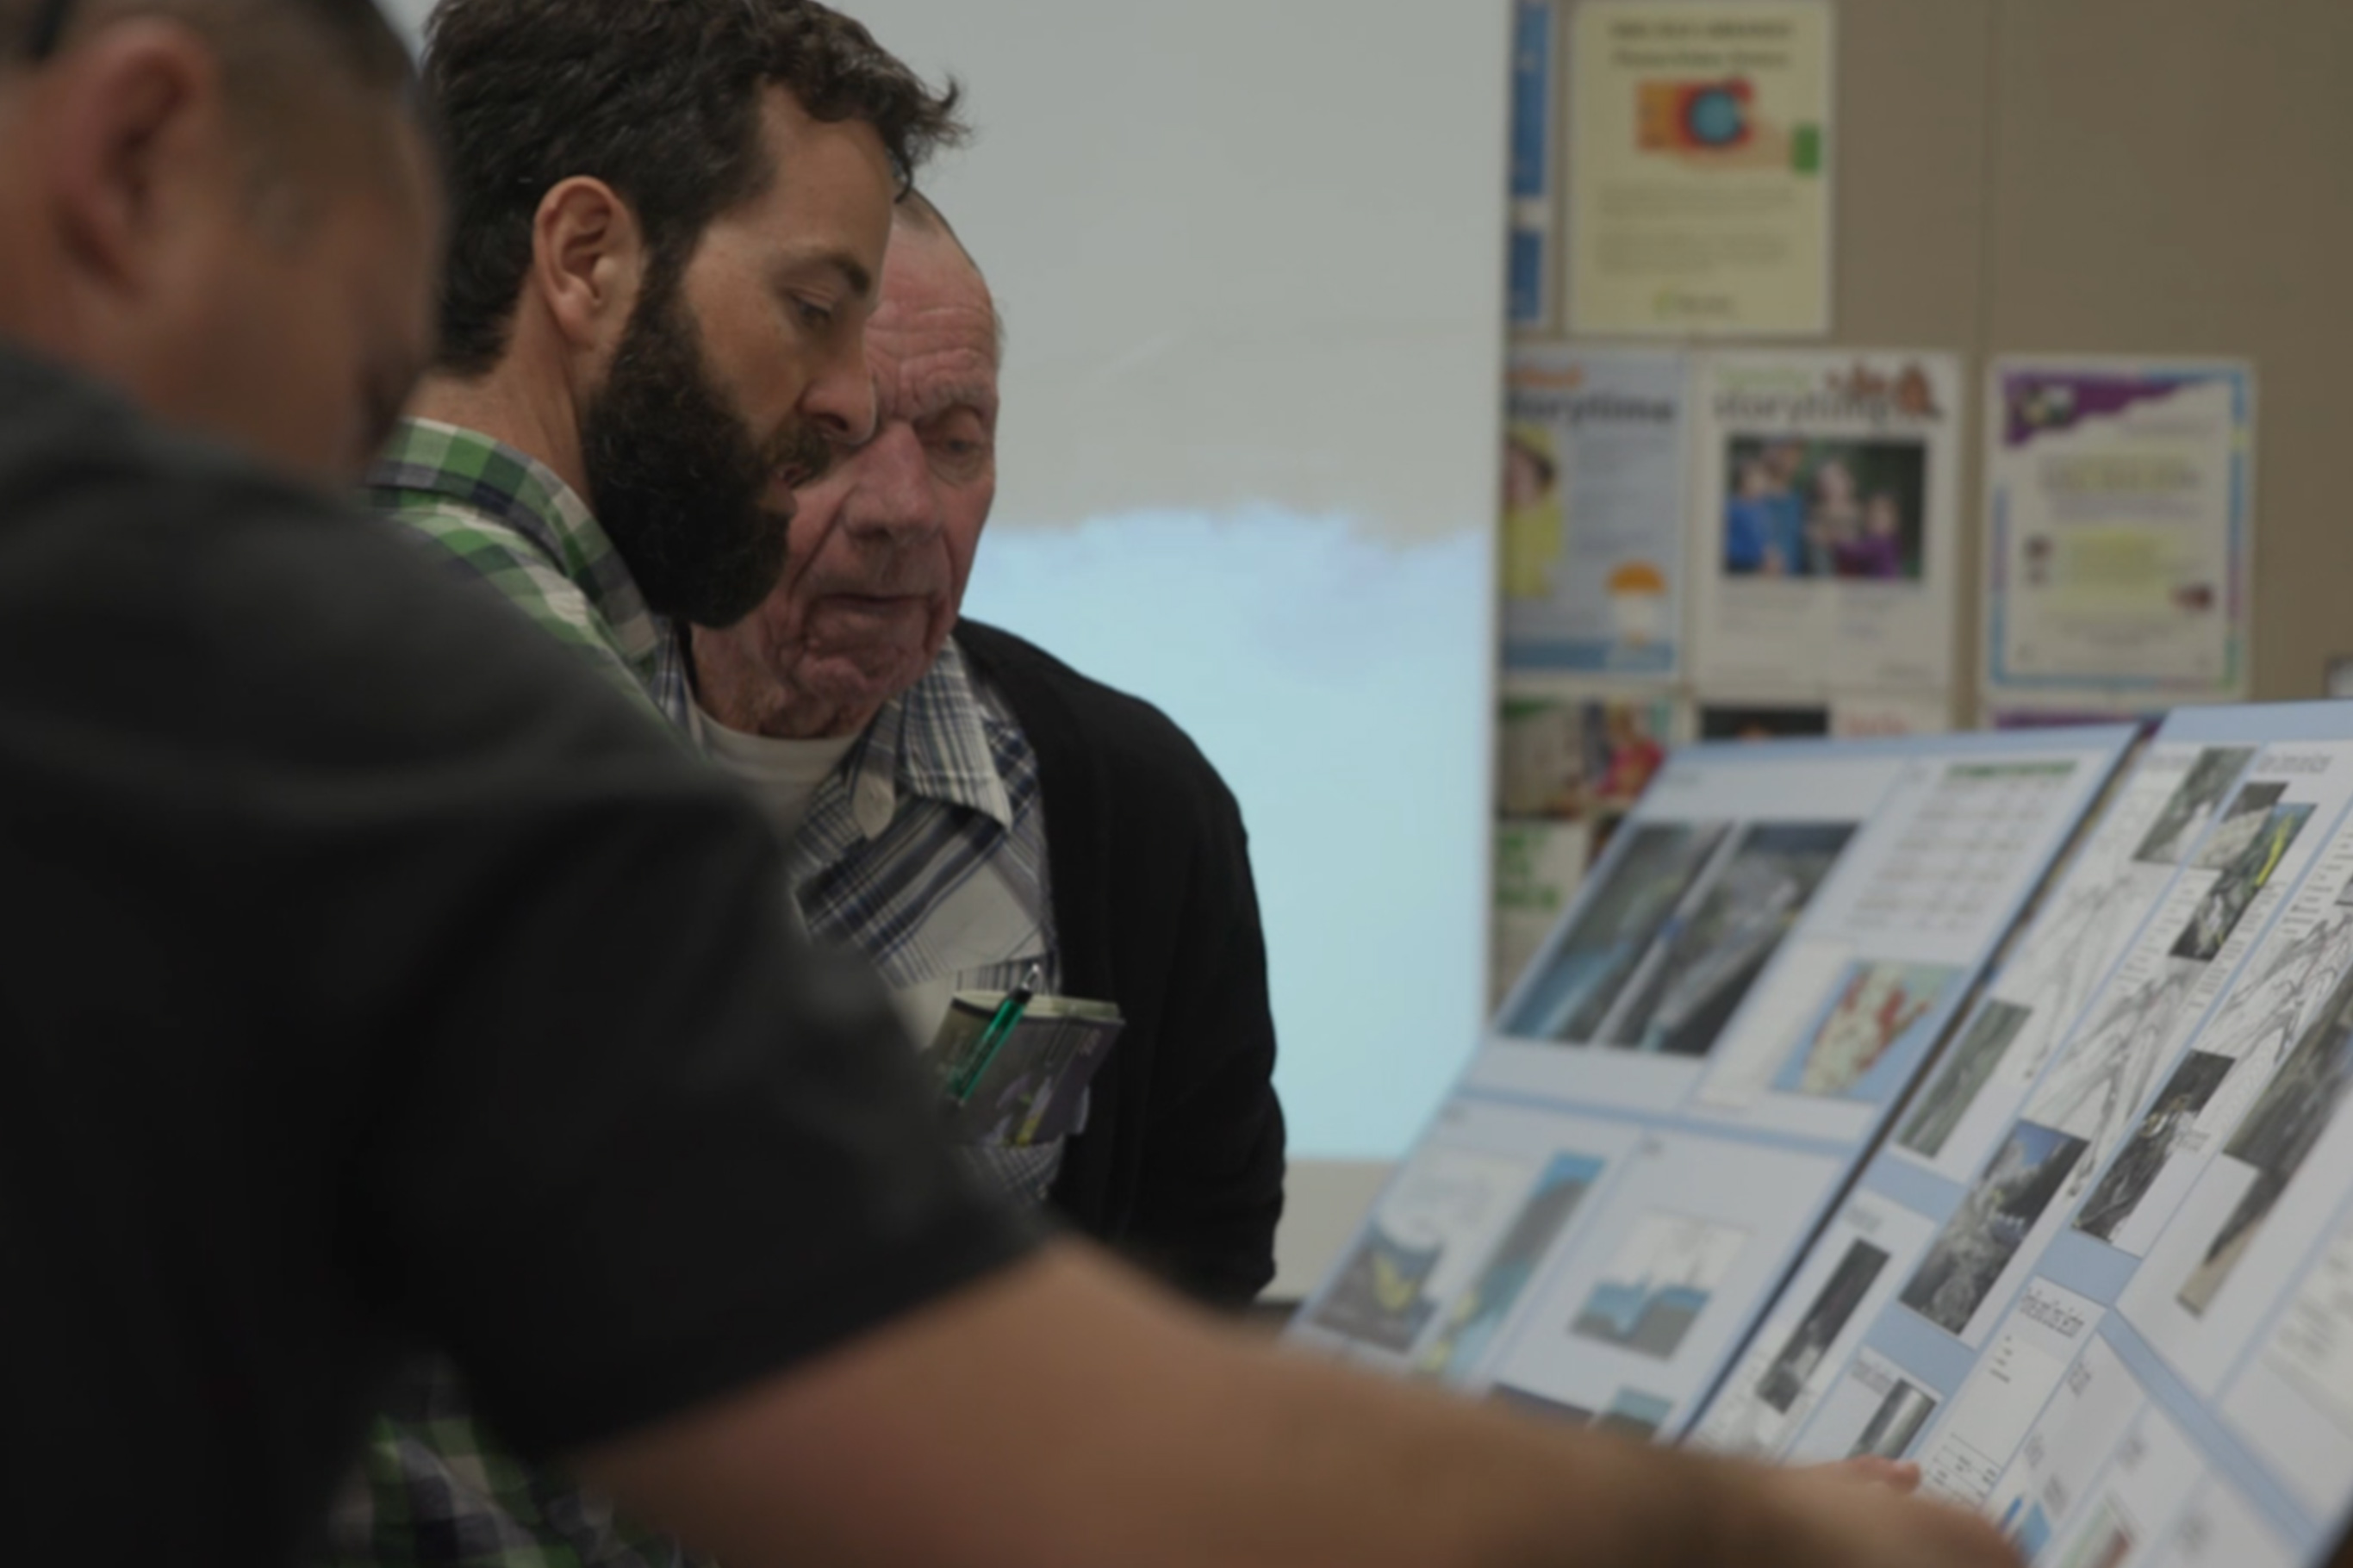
[579,273,834,629]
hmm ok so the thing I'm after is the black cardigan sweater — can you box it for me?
[953,620,1286,1307]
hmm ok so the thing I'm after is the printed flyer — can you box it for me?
[1492,681,1682,1004]
[1503,346,1690,675]
[1566,0,1833,337]
[1686,350,1963,696]
[1984,358,2255,705]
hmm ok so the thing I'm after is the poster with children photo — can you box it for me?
[1688,352,1962,697]
[1721,439,1927,583]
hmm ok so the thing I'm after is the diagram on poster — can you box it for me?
[2077,848,2353,1258]
[1418,1150,1607,1379]
[1501,818,1735,1042]
[1601,821,1855,1058]
[2072,1048,2234,1246]
[2225,1199,2353,1516]
[1479,1129,1844,1431]
[1898,999,2034,1162]
[1772,960,1957,1100]
[1305,726,2132,1437]
[1303,1147,1538,1353]
[1571,1213,1748,1360]
[1902,1123,2091,1338]
[2022,780,2312,1191]
[1783,1347,1940,1464]
[1695,1192,1936,1458]
[1295,1100,1638,1371]
[2174,990,2353,1319]
[1687,351,1962,696]
[1889,744,2257,1184]
[1678,702,2353,1568]
[2003,746,2340,1229]
[1915,1276,2107,1508]
[1910,743,2348,1353]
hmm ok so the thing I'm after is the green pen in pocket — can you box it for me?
[950,962,1042,1104]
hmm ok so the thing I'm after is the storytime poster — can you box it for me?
[1687,350,1964,697]
[1503,346,1690,675]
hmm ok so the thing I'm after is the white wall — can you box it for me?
[381,0,427,47]
[846,0,1507,1173]
[843,2,1508,551]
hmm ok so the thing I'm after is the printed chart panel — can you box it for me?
[1685,703,2353,1568]
[1295,727,2134,1444]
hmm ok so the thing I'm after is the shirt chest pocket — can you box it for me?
[888,951,1052,1050]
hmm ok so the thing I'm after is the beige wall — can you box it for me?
[1835,0,2353,704]
[1526,0,2353,705]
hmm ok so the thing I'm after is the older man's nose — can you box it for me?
[841,422,941,540]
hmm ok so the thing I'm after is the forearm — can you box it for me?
[1137,1318,1776,1568]
[576,1246,1838,1568]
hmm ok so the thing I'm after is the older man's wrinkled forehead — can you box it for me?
[868,204,1000,426]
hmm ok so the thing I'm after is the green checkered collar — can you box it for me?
[367,418,664,670]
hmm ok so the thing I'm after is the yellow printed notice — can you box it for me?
[1984,358,2255,701]
[1567,1,1833,338]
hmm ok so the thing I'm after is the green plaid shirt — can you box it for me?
[336,419,1056,1568]
[327,419,709,1568]
[363,418,698,736]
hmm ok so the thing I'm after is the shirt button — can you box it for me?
[854,776,894,840]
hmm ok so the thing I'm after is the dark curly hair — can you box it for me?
[424,0,964,375]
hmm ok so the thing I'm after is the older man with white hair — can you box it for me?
[690,194,1286,1305]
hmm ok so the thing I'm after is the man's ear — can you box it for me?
[531,177,647,354]
[41,21,227,293]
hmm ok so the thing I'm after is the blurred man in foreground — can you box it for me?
[0,2,2016,1566]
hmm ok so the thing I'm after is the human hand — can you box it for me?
[1759,1459,2018,1568]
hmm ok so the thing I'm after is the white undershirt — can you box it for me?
[696,705,862,831]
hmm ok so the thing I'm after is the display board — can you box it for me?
[1688,701,2353,1568]
[1291,725,2134,1440]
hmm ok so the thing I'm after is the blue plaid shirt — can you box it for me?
[775,638,1063,1203]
